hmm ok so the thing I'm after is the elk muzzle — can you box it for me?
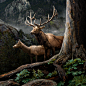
[13,45,17,48]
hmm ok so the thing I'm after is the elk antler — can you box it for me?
[34,6,58,27]
[25,12,36,27]
[25,6,58,27]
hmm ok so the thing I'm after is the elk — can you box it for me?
[25,6,64,58]
[13,40,50,63]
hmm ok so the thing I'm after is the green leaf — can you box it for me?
[75,58,81,61]
[78,71,82,74]
[57,81,65,86]
[52,70,58,76]
[22,78,30,83]
[76,83,82,86]
[73,67,77,70]
[73,63,78,67]
[79,62,84,64]
[69,59,74,62]
[72,72,78,76]
[47,73,52,77]
[67,71,71,74]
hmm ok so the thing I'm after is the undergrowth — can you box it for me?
[57,58,86,86]
[15,69,58,84]
[15,58,86,86]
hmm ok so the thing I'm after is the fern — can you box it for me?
[57,81,65,86]
[45,70,58,78]
[63,58,85,76]
[48,59,56,64]
[15,69,30,83]
[68,74,86,86]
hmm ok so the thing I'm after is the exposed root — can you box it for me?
[0,53,71,82]
[0,54,59,80]
[53,63,66,81]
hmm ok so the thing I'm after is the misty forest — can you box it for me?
[0,0,86,86]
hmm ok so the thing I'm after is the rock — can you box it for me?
[0,0,6,3]
[0,23,19,40]
[0,19,5,24]
[4,0,31,25]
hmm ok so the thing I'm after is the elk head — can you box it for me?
[13,39,21,48]
[25,6,58,35]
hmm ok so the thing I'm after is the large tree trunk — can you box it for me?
[0,0,86,85]
[55,0,86,64]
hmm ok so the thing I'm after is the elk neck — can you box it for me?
[35,30,51,48]
[20,42,30,53]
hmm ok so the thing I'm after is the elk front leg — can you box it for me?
[44,49,47,61]
[52,48,55,56]
[47,49,50,59]
[35,55,37,62]
[30,56,33,63]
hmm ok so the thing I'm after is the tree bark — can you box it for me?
[0,0,86,83]
[55,0,86,64]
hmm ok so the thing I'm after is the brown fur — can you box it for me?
[13,40,50,63]
[31,26,64,56]
[25,7,63,57]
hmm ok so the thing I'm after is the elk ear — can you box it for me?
[40,26,45,29]
[18,39,21,43]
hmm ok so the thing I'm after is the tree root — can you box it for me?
[0,53,70,83]
[0,79,20,86]
[0,54,59,80]
[22,79,57,86]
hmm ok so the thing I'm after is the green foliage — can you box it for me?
[45,70,58,78]
[68,74,86,86]
[48,59,56,64]
[57,81,65,86]
[37,69,44,78]
[15,68,58,84]
[57,58,86,86]
[63,58,85,76]
[32,69,44,80]
[32,69,38,79]
[15,69,30,83]
[14,58,85,85]
[45,73,52,78]
[15,69,44,83]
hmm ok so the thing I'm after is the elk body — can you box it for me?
[13,40,50,63]
[25,6,64,58]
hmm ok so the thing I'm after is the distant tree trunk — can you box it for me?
[0,0,86,82]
